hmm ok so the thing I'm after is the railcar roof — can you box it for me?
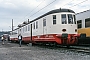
[13,8,75,31]
[30,8,75,23]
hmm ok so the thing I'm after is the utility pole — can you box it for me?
[12,19,13,31]
[12,19,13,35]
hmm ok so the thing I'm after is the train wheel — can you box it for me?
[67,45,70,48]
[32,43,35,46]
[53,43,57,47]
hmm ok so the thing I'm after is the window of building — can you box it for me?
[68,14,73,24]
[43,18,46,27]
[53,15,56,24]
[61,14,67,24]
[85,18,90,28]
[36,21,38,29]
[77,20,82,29]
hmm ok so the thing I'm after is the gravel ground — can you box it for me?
[0,41,90,60]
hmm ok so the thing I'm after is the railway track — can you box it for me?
[69,46,90,53]
[31,44,90,54]
[10,42,90,54]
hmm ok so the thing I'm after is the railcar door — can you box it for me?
[43,18,47,35]
[43,27,47,35]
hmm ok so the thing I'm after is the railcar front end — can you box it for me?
[32,9,79,46]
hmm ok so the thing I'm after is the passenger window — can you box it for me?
[61,14,67,24]
[53,15,56,24]
[26,26,27,31]
[23,27,24,33]
[33,22,35,29]
[68,14,73,24]
[43,18,46,27]
[36,21,38,29]
[28,25,30,31]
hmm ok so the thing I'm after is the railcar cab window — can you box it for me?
[74,15,76,24]
[61,14,67,24]
[43,18,46,27]
[68,14,73,24]
[53,15,56,24]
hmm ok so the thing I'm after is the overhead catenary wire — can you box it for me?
[23,0,74,21]
[13,0,89,30]
[21,0,46,21]
[60,0,74,8]
[69,0,88,8]
[28,0,57,19]
[21,0,88,23]
[22,0,82,21]
[29,0,87,19]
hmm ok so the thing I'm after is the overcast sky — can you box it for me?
[0,0,90,31]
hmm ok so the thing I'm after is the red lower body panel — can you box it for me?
[10,34,78,45]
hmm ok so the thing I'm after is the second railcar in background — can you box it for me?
[76,9,90,45]
[10,8,79,47]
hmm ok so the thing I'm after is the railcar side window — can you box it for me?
[85,18,90,27]
[19,29,21,34]
[53,15,56,24]
[34,22,35,29]
[77,20,82,29]
[61,14,67,24]
[68,14,73,24]
[26,26,27,31]
[24,26,26,32]
[36,21,38,29]
[21,28,22,33]
[23,27,24,33]
[43,18,46,27]
[28,25,30,31]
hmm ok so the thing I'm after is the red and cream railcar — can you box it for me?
[10,8,79,46]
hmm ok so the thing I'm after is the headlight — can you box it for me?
[75,29,77,32]
[62,29,66,32]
